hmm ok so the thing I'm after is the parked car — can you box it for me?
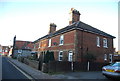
[102,62,120,79]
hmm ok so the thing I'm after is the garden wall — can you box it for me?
[20,58,39,70]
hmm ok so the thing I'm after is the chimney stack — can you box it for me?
[49,23,57,34]
[69,8,81,25]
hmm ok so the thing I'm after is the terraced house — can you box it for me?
[33,8,115,63]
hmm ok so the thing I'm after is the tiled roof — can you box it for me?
[34,21,115,43]
[75,21,115,38]
[15,40,33,49]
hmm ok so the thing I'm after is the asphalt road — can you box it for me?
[2,57,29,80]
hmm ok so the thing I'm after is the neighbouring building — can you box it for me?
[113,51,120,62]
[12,40,34,58]
[1,46,10,56]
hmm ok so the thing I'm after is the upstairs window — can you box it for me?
[48,39,51,47]
[96,36,100,47]
[39,42,41,48]
[59,35,64,45]
[58,51,63,61]
[103,38,108,48]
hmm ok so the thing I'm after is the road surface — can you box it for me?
[2,56,31,80]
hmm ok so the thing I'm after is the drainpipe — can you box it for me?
[87,61,90,71]
[81,29,84,62]
[71,61,74,71]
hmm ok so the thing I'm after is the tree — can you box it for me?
[44,50,55,63]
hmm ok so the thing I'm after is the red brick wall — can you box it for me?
[37,30,75,61]
[15,41,26,49]
[77,30,114,63]
[39,39,48,51]
[38,30,75,50]
[34,29,114,63]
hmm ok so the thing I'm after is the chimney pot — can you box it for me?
[69,8,81,25]
[49,23,57,34]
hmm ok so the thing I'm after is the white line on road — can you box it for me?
[7,59,35,81]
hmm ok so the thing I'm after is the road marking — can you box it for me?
[7,59,35,81]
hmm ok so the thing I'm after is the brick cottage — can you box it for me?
[33,8,115,64]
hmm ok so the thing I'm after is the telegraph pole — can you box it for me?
[11,35,16,58]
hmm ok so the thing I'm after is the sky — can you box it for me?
[0,0,119,51]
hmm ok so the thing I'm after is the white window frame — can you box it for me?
[59,35,64,45]
[18,50,22,53]
[38,42,41,48]
[103,38,108,48]
[68,51,73,62]
[96,36,100,47]
[58,51,63,61]
[48,39,51,47]
[109,54,113,63]
[104,54,107,61]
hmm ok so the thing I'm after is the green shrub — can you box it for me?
[43,50,55,63]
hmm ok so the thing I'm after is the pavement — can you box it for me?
[63,71,106,79]
[7,57,76,79]
[6,57,108,80]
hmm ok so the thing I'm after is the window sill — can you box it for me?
[103,46,108,48]
[59,44,63,46]
[97,45,100,47]
[104,59,107,61]
[58,60,62,61]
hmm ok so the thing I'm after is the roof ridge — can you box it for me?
[76,21,115,38]
[34,21,115,43]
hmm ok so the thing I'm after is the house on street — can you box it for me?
[12,40,34,58]
[33,8,115,63]
[1,46,10,56]
[11,8,116,72]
